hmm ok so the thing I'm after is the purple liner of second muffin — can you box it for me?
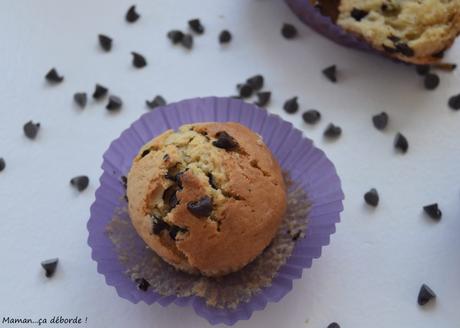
[284,0,375,51]
[87,97,344,325]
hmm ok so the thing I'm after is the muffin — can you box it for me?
[126,122,287,277]
[311,0,460,64]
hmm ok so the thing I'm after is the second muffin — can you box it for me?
[127,122,287,277]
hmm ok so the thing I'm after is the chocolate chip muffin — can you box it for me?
[314,0,460,64]
[126,122,287,277]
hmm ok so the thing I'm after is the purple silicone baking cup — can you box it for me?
[284,0,374,52]
[87,97,344,325]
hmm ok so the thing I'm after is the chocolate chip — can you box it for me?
[423,203,442,221]
[382,44,397,54]
[146,95,167,109]
[166,169,184,189]
[322,65,337,82]
[291,230,301,241]
[92,84,108,100]
[388,35,400,43]
[281,23,297,39]
[141,149,150,158]
[207,173,218,189]
[302,110,321,124]
[448,94,460,110]
[73,92,87,109]
[121,175,127,189]
[70,175,89,191]
[45,68,64,83]
[283,97,299,114]
[135,278,150,291]
[246,75,264,91]
[188,18,204,34]
[23,121,40,139]
[152,216,168,235]
[418,284,436,306]
[169,225,187,240]
[364,188,379,207]
[219,30,232,44]
[106,95,122,111]
[396,43,414,57]
[255,91,271,107]
[212,131,238,150]
[238,84,253,98]
[126,5,140,23]
[424,73,439,90]
[167,30,185,44]
[98,34,112,51]
[41,258,59,278]
[163,186,179,209]
[394,133,408,153]
[324,123,342,138]
[351,8,368,21]
[372,112,388,130]
[181,34,193,49]
[131,52,147,68]
[0,158,5,172]
[187,196,213,217]
[327,323,340,328]
[415,65,430,76]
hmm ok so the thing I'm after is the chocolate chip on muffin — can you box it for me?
[187,196,213,217]
[212,131,238,150]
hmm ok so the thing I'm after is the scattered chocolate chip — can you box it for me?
[415,65,430,76]
[106,95,123,111]
[188,18,204,34]
[424,73,440,90]
[98,34,112,51]
[350,8,368,21]
[238,84,253,98]
[167,30,185,44]
[212,131,238,150]
[281,23,298,39]
[70,175,89,191]
[207,173,218,189]
[255,91,271,107]
[181,34,193,49]
[135,278,150,291]
[418,284,436,306]
[0,158,5,172]
[41,258,59,278]
[364,188,379,207]
[126,5,140,23]
[219,30,232,44]
[169,225,187,240]
[322,65,337,82]
[93,84,108,99]
[121,176,127,189]
[324,123,342,138]
[187,196,213,217]
[131,52,147,68]
[23,121,40,139]
[394,133,408,153]
[163,186,179,209]
[448,94,460,110]
[45,68,64,83]
[423,203,442,221]
[246,75,264,91]
[327,323,340,328]
[146,95,167,109]
[141,149,150,158]
[292,230,301,241]
[152,215,168,235]
[283,97,299,114]
[372,112,388,130]
[302,110,321,124]
[73,92,87,109]
[396,43,414,57]
[165,169,184,189]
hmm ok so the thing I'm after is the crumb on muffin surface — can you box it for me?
[126,122,287,277]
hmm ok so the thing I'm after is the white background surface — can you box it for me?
[1,0,459,327]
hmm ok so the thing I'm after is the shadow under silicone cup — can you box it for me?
[87,97,344,325]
